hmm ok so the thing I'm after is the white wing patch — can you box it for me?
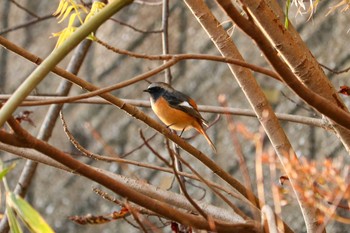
[178,101,194,109]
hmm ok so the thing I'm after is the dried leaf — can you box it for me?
[111,207,129,219]
[69,214,110,225]
[338,85,350,96]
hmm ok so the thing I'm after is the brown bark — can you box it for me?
[0,123,260,233]
[240,0,350,154]
[183,0,298,232]
[216,1,328,232]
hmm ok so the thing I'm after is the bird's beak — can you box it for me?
[143,89,149,93]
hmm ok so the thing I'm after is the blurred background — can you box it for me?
[1,0,350,232]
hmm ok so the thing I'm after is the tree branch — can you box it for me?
[183,0,297,232]
[236,0,350,153]
[0,95,329,128]
[0,0,133,127]
[0,120,259,232]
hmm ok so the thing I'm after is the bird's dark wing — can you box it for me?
[163,90,207,125]
[163,90,186,104]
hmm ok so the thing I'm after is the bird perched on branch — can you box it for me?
[144,82,216,152]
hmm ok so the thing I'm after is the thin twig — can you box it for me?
[0,140,244,204]
[95,38,281,81]
[0,36,268,208]
[0,39,92,232]
[320,63,350,75]
[134,0,163,5]
[281,91,314,113]
[165,140,251,220]
[0,95,330,129]
[109,18,163,34]
[10,0,41,19]
[2,117,256,232]
[219,94,258,218]
[167,140,209,221]
[161,0,172,83]
[92,187,162,220]
[0,14,54,35]
[84,122,122,158]
[125,201,149,233]
[139,130,171,166]
[121,132,157,158]
[93,187,123,205]
[141,130,251,219]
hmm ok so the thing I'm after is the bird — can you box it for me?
[144,82,216,152]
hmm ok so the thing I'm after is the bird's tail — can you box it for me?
[197,126,217,153]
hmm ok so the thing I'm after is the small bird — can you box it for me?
[144,82,216,152]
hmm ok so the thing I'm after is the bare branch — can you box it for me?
[320,63,350,75]
[0,14,54,35]
[109,18,163,33]
[95,38,281,81]
[10,0,41,19]
[0,95,330,129]
[0,36,268,207]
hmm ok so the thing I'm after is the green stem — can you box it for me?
[284,0,290,28]
[0,0,133,127]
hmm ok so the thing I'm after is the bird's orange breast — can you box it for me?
[151,97,200,131]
